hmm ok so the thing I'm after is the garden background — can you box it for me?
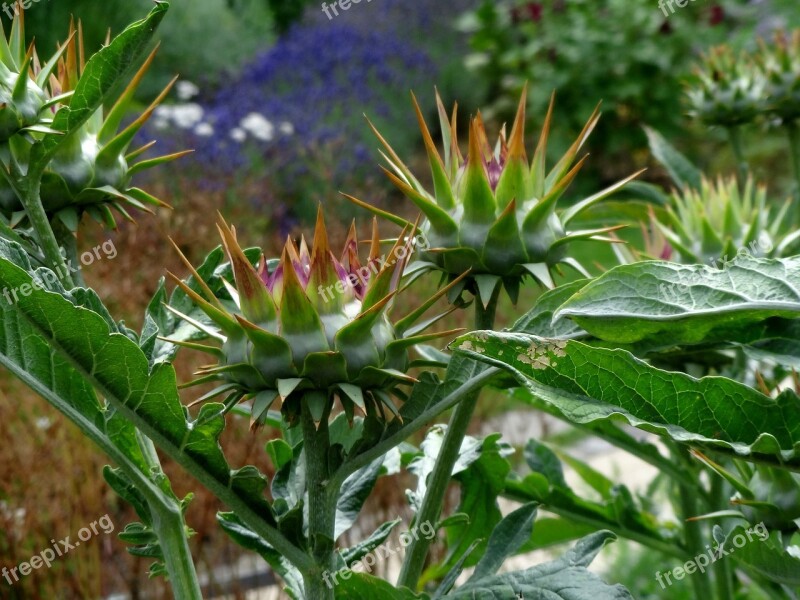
[2,0,800,597]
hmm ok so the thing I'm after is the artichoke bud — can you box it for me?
[167,207,462,430]
[352,86,640,306]
[0,18,189,231]
[0,69,46,141]
[686,45,764,127]
[652,176,796,265]
[757,29,800,123]
[0,11,52,143]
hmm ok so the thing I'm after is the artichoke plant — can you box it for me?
[653,176,800,265]
[0,18,187,231]
[166,209,460,428]
[0,10,72,217]
[349,87,640,305]
[0,11,67,143]
[686,45,765,128]
[757,29,800,123]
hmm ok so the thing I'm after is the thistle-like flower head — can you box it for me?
[686,45,765,127]
[349,86,639,305]
[654,177,799,265]
[0,18,188,230]
[0,10,57,142]
[0,10,73,216]
[757,29,800,123]
[167,209,461,427]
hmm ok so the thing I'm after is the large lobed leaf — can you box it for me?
[453,331,800,466]
[727,526,800,588]
[446,531,631,599]
[506,440,684,558]
[0,240,197,581]
[554,257,800,348]
[512,279,589,339]
[336,532,630,599]
[0,239,284,540]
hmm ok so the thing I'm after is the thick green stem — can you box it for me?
[676,450,714,600]
[787,122,800,203]
[397,392,481,588]
[397,284,500,590]
[21,170,73,286]
[53,220,85,287]
[302,398,336,600]
[150,507,202,598]
[710,474,735,600]
[727,126,749,185]
[135,431,202,599]
[330,366,499,491]
[0,164,72,285]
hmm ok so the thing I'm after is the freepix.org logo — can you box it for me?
[1,0,44,20]
[321,0,374,20]
[658,0,704,18]
[2,514,115,586]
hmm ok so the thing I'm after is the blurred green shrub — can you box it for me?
[457,0,736,178]
[22,0,275,96]
[264,0,313,33]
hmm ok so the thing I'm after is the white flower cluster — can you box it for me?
[152,102,212,136]
[230,113,294,143]
[176,80,200,101]
[152,79,295,145]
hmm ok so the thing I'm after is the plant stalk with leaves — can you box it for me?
[1,4,800,600]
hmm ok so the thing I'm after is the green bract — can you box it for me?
[686,45,764,127]
[654,176,800,265]
[0,11,72,216]
[351,87,640,305]
[0,19,188,231]
[167,209,459,428]
[0,12,64,144]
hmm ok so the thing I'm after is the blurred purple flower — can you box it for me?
[148,20,434,179]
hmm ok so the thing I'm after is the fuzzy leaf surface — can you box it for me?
[0,240,291,554]
[555,258,800,348]
[448,531,631,599]
[454,331,800,466]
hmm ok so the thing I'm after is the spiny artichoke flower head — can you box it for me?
[0,17,188,230]
[654,176,799,265]
[167,209,461,428]
[757,29,800,123]
[0,10,73,215]
[686,45,765,128]
[351,86,640,306]
[0,10,59,143]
